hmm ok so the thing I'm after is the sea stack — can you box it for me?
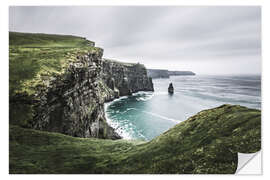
[168,83,174,94]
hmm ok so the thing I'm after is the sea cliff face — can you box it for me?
[101,59,154,101]
[32,50,122,139]
[9,32,154,139]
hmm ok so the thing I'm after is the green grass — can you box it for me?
[9,32,101,96]
[9,104,261,174]
[9,32,94,47]
[103,58,145,67]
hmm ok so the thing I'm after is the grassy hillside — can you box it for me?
[9,32,100,96]
[9,104,261,174]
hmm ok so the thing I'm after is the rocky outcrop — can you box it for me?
[168,83,174,94]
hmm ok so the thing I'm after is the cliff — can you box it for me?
[9,104,261,174]
[147,69,195,79]
[9,32,153,139]
[147,69,169,79]
[101,58,154,101]
[168,71,196,76]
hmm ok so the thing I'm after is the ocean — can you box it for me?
[105,75,261,141]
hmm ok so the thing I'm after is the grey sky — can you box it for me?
[9,6,261,75]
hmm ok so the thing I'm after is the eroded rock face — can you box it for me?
[101,59,154,100]
[29,53,154,139]
[32,50,121,139]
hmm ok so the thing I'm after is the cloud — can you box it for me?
[9,6,261,74]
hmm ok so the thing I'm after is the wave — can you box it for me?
[132,91,153,96]
[134,92,154,101]
[105,112,133,139]
[139,110,180,123]
[136,95,154,101]
[105,110,149,140]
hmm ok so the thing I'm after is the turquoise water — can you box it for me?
[105,75,261,140]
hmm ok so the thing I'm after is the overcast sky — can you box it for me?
[9,6,261,75]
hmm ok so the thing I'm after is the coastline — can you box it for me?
[105,75,261,141]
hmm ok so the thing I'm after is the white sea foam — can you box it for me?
[136,109,180,123]
[136,95,154,101]
[134,92,154,101]
[105,112,133,140]
[126,108,136,111]
[105,97,137,139]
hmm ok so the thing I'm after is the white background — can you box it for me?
[1,0,269,179]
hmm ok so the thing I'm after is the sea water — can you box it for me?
[105,75,261,141]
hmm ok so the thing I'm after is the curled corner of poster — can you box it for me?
[236,151,262,175]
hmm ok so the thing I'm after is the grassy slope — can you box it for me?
[9,32,100,96]
[9,104,261,174]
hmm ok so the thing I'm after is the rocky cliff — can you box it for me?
[101,58,154,101]
[31,50,123,139]
[9,32,153,139]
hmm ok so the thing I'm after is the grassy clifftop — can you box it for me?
[9,104,261,174]
[9,32,101,96]
[103,58,143,67]
[9,32,94,47]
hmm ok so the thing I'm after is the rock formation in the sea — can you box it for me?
[9,32,153,139]
[168,83,174,94]
[147,69,196,79]
[10,104,261,174]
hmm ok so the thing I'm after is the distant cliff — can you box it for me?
[147,69,195,79]
[147,69,169,79]
[9,32,153,139]
[169,71,196,76]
